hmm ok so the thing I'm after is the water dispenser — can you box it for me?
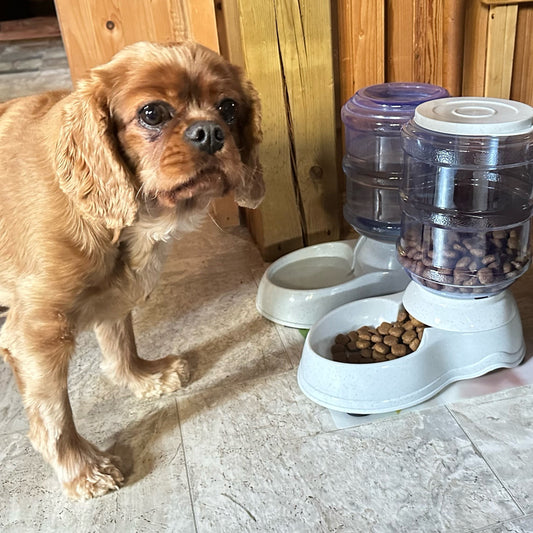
[256,83,448,329]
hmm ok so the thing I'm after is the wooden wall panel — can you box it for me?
[462,0,489,95]
[218,0,303,260]
[386,0,464,95]
[485,3,518,97]
[511,4,533,106]
[55,0,219,81]
[274,0,341,247]
[337,0,385,107]
[463,0,533,103]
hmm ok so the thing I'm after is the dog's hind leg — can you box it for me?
[95,311,190,398]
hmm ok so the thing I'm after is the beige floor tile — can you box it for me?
[478,514,533,533]
[0,414,195,533]
[180,374,520,533]
[449,385,533,514]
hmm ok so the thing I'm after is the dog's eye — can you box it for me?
[217,99,238,125]
[138,102,172,129]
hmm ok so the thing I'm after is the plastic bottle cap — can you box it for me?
[341,82,449,131]
[414,97,533,136]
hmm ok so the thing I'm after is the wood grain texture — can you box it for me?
[482,0,532,5]
[274,0,341,246]
[485,3,518,98]
[511,4,533,105]
[227,0,304,259]
[0,16,61,41]
[386,0,415,82]
[55,0,220,82]
[462,0,489,95]
[337,0,385,106]
[387,0,464,95]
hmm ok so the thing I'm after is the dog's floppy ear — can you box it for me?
[55,72,137,230]
[234,78,265,209]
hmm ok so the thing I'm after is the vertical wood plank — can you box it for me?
[442,0,466,96]
[337,0,385,106]
[387,0,465,95]
[462,0,490,95]
[226,0,304,259]
[386,0,415,81]
[485,3,518,98]
[55,0,218,82]
[511,4,533,106]
[274,0,341,246]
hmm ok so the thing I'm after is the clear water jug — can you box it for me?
[341,82,449,242]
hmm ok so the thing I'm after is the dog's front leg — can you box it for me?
[95,312,190,398]
[0,308,123,500]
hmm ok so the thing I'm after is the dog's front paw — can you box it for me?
[60,451,124,501]
[132,355,190,398]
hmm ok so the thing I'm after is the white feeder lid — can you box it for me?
[414,97,533,136]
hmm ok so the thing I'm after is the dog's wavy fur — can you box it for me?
[0,41,264,500]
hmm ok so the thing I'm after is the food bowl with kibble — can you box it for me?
[298,97,533,414]
[256,83,449,329]
[297,287,525,414]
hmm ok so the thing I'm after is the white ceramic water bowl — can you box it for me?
[297,287,525,413]
[256,237,409,329]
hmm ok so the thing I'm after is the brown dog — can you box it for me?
[0,41,263,500]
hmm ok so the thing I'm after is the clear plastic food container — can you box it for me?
[398,97,533,297]
[341,82,449,242]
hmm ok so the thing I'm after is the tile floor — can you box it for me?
[1,37,533,533]
[1,221,533,533]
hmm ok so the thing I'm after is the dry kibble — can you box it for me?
[409,338,421,351]
[347,331,358,342]
[402,330,417,344]
[391,343,408,357]
[399,227,527,295]
[455,256,471,269]
[335,334,350,345]
[372,350,385,361]
[329,306,427,364]
[482,254,496,265]
[397,309,408,322]
[508,237,519,249]
[377,322,392,335]
[355,339,371,349]
[374,342,390,355]
[477,267,494,285]
[409,316,425,327]
[357,328,372,341]
[389,326,405,338]
[346,352,362,364]
[383,335,399,346]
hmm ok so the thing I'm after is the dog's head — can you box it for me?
[56,41,264,230]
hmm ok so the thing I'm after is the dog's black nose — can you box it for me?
[184,121,224,155]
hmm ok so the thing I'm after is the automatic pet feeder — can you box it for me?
[298,96,533,414]
[256,83,448,329]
